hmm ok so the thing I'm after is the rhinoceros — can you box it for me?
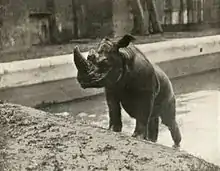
[73,34,181,148]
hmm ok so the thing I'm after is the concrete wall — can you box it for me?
[0,0,47,49]
[1,35,220,107]
[0,0,114,49]
[0,0,75,49]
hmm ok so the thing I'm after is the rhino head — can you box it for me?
[73,34,135,89]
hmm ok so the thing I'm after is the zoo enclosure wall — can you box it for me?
[1,35,220,107]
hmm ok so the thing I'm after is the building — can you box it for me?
[0,0,219,50]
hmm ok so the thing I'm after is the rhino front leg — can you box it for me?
[106,90,122,132]
[132,94,155,140]
[132,119,148,140]
[148,116,159,142]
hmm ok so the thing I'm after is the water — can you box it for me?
[40,69,220,166]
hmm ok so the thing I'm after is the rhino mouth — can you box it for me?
[73,46,112,88]
[78,68,112,88]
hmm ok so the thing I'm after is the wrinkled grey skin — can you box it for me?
[73,34,181,147]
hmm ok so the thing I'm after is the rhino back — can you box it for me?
[119,45,157,92]
[119,45,174,101]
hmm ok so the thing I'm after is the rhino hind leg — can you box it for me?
[168,121,182,148]
[147,117,159,142]
[162,118,182,148]
[160,99,182,148]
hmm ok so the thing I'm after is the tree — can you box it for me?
[128,0,149,35]
[72,0,87,39]
[197,0,202,23]
[164,0,173,25]
[129,0,163,35]
[0,0,4,49]
[186,0,193,23]
[145,0,163,34]
[46,0,59,43]
[72,0,79,38]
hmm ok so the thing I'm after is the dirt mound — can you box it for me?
[0,103,219,171]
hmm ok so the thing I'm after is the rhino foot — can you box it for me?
[109,125,122,132]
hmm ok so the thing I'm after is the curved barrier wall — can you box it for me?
[1,35,220,106]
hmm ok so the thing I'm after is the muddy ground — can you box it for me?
[1,29,220,63]
[0,103,220,171]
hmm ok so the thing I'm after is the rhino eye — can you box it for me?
[99,58,108,65]
[98,58,110,68]
[87,55,95,61]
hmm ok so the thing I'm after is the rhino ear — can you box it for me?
[116,34,136,48]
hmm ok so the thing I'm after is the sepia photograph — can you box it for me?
[0,0,220,170]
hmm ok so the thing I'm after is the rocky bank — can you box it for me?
[0,103,219,171]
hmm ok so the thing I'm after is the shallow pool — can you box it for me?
[40,69,220,166]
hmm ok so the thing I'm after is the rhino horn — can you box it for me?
[73,46,90,74]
